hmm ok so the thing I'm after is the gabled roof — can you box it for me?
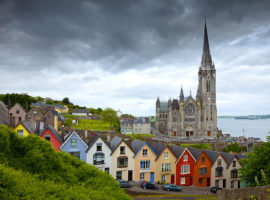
[169,145,185,159]
[110,136,123,153]
[176,147,197,164]
[60,132,88,150]
[188,147,202,160]
[72,109,89,114]
[0,101,8,111]
[235,154,247,161]
[148,141,166,157]
[131,139,145,153]
[220,152,234,166]
[204,149,220,163]
[40,125,63,143]
[10,103,26,113]
[85,134,111,153]
[16,121,33,133]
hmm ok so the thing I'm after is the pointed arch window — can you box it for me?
[206,104,209,121]
[207,79,211,92]
[210,104,213,120]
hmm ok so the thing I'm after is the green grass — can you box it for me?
[133,194,216,198]
[72,119,111,131]
[130,134,154,141]
[180,143,211,150]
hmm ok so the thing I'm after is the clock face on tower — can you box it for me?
[185,104,195,116]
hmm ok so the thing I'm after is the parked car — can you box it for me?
[140,182,158,190]
[162,184,182,192]
[210,186,222,193]
[116,180,132,188]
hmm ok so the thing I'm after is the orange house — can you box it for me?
[193,150,219,187]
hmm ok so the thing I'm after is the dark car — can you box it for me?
[162,184,182,192]
[210,186,222,193]
[141,182,158,190]
[116,180,133,188]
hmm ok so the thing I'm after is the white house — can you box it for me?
[133,117,151,134]
[86,134,111,173]
[72,109,90,116]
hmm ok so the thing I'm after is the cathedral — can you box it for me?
[156,22,217,139]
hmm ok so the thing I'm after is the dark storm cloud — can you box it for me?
[1,0,269,73]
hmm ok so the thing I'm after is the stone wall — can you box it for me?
[217,186,270,200]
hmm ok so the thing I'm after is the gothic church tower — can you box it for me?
[197,21,217,137]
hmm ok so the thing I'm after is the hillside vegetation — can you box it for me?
[0,125,131,200]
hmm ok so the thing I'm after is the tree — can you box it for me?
[239,135,270,186]
[101,108,118,126]
[223,142,246,153]
[45,99,55,105]
[62,97,72,105]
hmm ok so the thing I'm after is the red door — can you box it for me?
[171,174,175,184]
[174,131,176,136]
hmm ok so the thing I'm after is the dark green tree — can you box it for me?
[223,142,246,153]
[62,97,72,105]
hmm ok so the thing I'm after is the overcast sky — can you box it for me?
[0,0,270,116]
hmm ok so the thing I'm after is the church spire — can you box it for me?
[180,85,184,102]
[201,19,214,70]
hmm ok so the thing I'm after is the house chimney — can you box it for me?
[107,132,111,143]
[85,129,88,138]
[8,98,11,110]
[10,115,15,128]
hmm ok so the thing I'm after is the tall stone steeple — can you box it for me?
[180,86,184,102]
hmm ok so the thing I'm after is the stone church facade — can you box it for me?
[156,22,217,139]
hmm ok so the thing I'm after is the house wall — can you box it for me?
[176,149,195,186]
[61,133,88,162]
[40,129,62,151]
[86,137,111,173]
[9,104,26,126]
[211,154,228,188]
[155,147,177,184]
[133,123,151,134]
[193,151,212,187]
[111,141,134,180]
[225,157,242,189]
[14,124,30,137]
[134,144,157,182]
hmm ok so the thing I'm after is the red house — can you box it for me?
[40,125,63,151]
[175,147,202,186]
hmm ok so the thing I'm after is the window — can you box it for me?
[44,135,50,141]
[117,157,128,168]
[183,154,188,161]
[16,109,20,114]
[140,160,150,170]
[231,170,238,178]
[17,129,23,136]
[161,175,166,182]
[96,143,102,151]
[215,167,223,177]
[18,117,21,122]
[215,180,219,187]
[181,177,185,184]
[181,165,190,174]
[231,181,234,188]
[116,171,122,180]
[140,173,144,180]
[233,161,236,167]
[217,159,221,165]
[70,152,80,159]
[71,139,77,147]
[142,149,147,156]
[104,168,110,173]
[199,178,203,185]
[120,146,125,154]
[206,105,209,121]
[173,112,178,122]
[164,152,168,159]
[207,79,211,92]
[162,163,171,172]
[199,167,207,175]
[201,157,205,163]
[93,153,105,165]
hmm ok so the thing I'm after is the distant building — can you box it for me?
[120,120,134,134]
[9,103,27,127]
[0,101,9,125]
[72,109,90,116]
[31,102,68,113]
[133,117,151,134]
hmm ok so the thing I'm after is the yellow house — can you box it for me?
[111,136,135,181]
[154,145,177,184]
[14,121,33,137]
[132,139,157,182]
[54,105,69,114]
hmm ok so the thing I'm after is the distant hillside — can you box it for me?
[218,115,270,120]
[0,125,131,200]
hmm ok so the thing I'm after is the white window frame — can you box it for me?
[181,177,185,184]
[142,149,147,156]
[164,152,168,159]
[162,163,171,172]
[183,154,188,161]
[140,173,144,180]
[181,165,190,174]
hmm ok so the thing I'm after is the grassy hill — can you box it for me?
[0,125,131,200]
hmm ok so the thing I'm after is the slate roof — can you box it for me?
[121,120,134,124]
[220,152,234,165]
[40,125,63,143]
[171,99,179,110]
[31,103,67,109]
[160,102,168,112]
[205,149,220,163]
[188,147,202,160]
[86,134,100,152]
[131,139,145,153]
[72,109,89,114]
[22,121,33,133]
[148,141,166,157]
[235,154,247,160]
[170,145,185,158]
[110,136,123,153]
[134,117,149,124]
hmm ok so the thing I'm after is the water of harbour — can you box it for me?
[217,118,270,141]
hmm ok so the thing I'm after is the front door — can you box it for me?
[190,176,193,186]
[174,131,176,137]
[186,131,189,137]
[238,180,240,188]
[171,174,175,184]
[128,170,133,181]
[207,178,210,186]
[223,179,226,188]
[150,172,154,183]
[207,131,211,136]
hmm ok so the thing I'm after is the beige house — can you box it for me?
[226,154,243,189]
[9,103,26,127]
[153,145,177,184]
[110,136,134,181]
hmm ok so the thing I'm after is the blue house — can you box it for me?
[60,132,88,162]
